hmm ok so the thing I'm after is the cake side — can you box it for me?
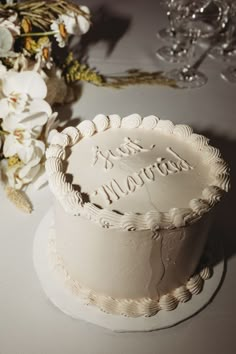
[45,114,230,318]
[54,200,212,301]
[50,205,213,317]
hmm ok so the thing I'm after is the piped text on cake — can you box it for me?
[92,146,193,205]
[91,137,155,170]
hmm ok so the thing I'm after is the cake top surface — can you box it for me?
[46,114,230,230]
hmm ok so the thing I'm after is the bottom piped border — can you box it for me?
[48,228,212,318]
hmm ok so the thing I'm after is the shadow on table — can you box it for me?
[195,129,236,285]
[74,4,131,59]
[54,107,82,130]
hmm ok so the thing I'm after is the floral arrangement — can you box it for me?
[0,0,176,212]
[0,70,57,189]
[0,0,92,211]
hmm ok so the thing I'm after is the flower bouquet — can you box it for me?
[0,0,92,211]
[0,0,177,212]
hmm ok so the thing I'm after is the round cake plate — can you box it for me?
[33,208,224,333]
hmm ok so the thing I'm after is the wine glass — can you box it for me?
[220,11,236,84]
[157,0,179,42]
[166,0,229,88]
[221,65,236,83]
[156,0,193,63]
[209,1,236,61]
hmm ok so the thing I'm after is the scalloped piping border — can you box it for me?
[48,228,212,317]
[45,114,230,230]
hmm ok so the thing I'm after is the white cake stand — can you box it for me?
[33,208,224,332]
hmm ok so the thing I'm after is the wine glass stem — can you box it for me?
[166,10,176,37]
[178,32,200,79]
[185,32,199,66]
[179,65,192,80]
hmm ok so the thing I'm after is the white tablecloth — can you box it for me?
[1,1,236,353]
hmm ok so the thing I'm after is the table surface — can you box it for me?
[1,1,236,353]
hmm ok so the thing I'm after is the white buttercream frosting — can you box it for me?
[46,144,66,160]
[173,124,193,138]
[50,131,70,147]
[44,114,229,318]
[93,114,109,132]
[121,113,142,129]
[45,158,63,174]
[45,114,230,231]
[155,119,174,134]
[190,133,209,150]
[48,229,212,317]
[173,286,192,303]
[109,114,121,128]
[200,266,212,280]
[60,127,80,146]
[186,274,203,295]
[77,120,96,137]
[140,115,159,129]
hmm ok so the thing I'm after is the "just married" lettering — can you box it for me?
[91,145,194,205]
[91,137,155,170]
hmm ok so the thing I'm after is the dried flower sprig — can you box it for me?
[63,53,177,89]
[1,0,90,30]
[5,186,33,213]
[101,69,178,89]
[63,52,104,85]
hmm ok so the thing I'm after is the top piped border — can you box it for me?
[45,114,230,230]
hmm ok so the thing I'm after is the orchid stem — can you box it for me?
[19,31,57,37]
[0,130,9,136]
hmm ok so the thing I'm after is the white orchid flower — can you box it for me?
[0,27,17,58]
[1,107,52,190]
[2,110,48,160]
[12,52,30,72]
[6,162,41,190]
[2,70,47,100]
[0,11,20,36]
[3,140,45,190]
[4,133,45,164]
[44,112,59,142]
[61,6,91,36]
[0,61,7,96]
[0,61,7,78]
[2,115,46,189]
[0,71,51,118]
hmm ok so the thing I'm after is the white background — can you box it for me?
[1,0,236,353]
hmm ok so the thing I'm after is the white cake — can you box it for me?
[44,114,230,318]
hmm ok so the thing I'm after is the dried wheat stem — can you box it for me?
[5,186,33,214]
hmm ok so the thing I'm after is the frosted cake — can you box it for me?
[45,114,230,318]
